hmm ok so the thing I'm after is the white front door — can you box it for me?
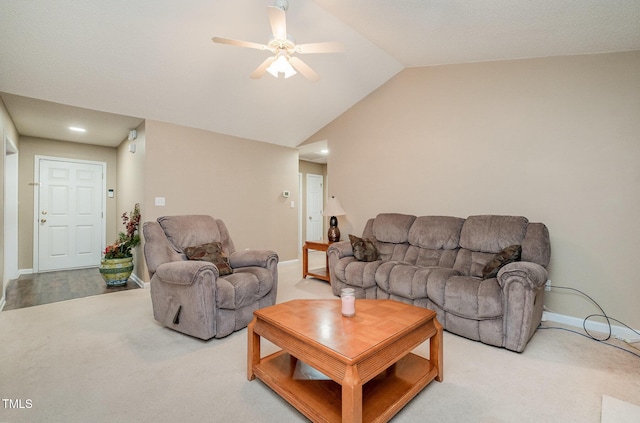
[37,157,105,272]
[306,173,323,241]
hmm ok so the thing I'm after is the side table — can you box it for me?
[302,240,331,282]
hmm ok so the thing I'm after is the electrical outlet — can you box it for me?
[545,280,551,292]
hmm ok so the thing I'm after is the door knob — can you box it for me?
[42,211,47,215]
[40,219,47,223]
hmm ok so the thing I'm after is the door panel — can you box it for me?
[38,158,104,271]
[306,174,323,241]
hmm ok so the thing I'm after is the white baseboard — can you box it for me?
[543,311,640,343]
[278,258,300,265]
[130,273,145,288]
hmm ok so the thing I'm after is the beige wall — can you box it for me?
[17,137,118,270]
[116,121,146,279]
[142,120,299,279]
[305,51,640,328]
[1,97,19,298]
[299,160,327,244]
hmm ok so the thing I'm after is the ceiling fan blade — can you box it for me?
[289,57,320,82]
[295,42,345,54]
[250,56,276,79]
[267,6,287,40]
[212,37,268,51]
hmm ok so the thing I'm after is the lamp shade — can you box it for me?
[323,196,346,217]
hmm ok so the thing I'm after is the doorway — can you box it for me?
[306,173,323,241]
[33,156,106,272]
[4,135,19,300]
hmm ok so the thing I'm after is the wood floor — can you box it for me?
[2,268,140,311]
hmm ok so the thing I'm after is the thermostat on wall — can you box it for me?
[282,191,290,198]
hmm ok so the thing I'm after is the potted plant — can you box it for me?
[99,203,141,286]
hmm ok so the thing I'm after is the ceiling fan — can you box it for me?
[212,0,344,82]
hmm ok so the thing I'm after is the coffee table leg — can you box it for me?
[302,244,309,278]
[342,365,363,423]
[247,317,260,381]
[431,318,444,382]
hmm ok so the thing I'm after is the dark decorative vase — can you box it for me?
[99,257,134,287]
[328,215,340,242]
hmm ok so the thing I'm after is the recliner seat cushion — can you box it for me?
[443,275,503,319]
[216,267,274,310]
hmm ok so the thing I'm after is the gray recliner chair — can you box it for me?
[143,215,278,340]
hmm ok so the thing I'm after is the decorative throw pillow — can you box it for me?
[482,244,522,279]
[349,235,379,262]
[184,242,233,276]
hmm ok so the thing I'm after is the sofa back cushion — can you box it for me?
[403,216,464,267]
[521,222,551,267]
[371,214,416,262]
[459,215,529,253]
[455,215,529,277]
[372,213,416,243]
[408,216,465,249]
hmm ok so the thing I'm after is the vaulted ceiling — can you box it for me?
[1,0,639,152]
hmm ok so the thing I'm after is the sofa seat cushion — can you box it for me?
[216,267,274,310]
[442,275,503,319]
[375,262,460,300]
[334,257,382,288]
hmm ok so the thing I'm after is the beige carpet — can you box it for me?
[601,395,640,423]
[1,254,639,422]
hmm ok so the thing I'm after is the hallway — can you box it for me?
[2,268,140,311]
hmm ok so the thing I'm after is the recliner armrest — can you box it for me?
[155,260,219,285]
[229,250,278,269]
[497,261,548,290]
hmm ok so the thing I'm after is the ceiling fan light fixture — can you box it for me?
[266,52,297,79]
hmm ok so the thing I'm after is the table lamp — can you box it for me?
[323,196,346,242]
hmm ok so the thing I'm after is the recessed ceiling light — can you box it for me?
[69,126,86,132]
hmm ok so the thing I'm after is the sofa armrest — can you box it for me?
[229,250,278,269]
[327,241,353,260]
[155,260,219,285]
[497,261,548,290]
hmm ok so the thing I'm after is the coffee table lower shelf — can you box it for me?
[253,350,438,423]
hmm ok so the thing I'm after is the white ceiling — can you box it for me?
[1,0,638,154]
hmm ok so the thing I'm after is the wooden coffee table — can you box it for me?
[247,299,443,423]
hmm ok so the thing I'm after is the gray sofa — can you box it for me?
[328,214,550,352]
[143,215,278,340]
